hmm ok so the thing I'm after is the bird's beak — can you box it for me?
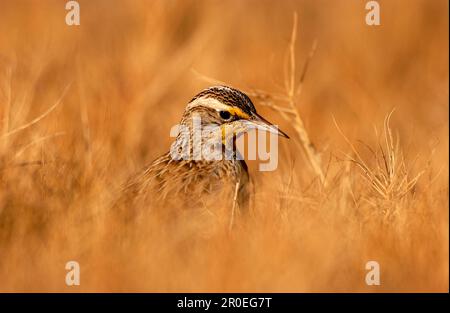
[246,112,290,139]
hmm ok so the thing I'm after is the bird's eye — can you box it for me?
[219,110,232,120]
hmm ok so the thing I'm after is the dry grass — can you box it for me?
[0,0,448,292]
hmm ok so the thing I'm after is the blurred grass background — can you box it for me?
[0,0,448,291]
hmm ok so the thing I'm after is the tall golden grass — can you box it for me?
[0,0,448,292]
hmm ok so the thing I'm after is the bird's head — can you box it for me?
[180,86,289,143]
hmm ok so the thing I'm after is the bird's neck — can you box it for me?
[169,122,239,162]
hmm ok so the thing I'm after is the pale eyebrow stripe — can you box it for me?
[229,107,250,119]
[186,97,250,119]
[186,97,230,111]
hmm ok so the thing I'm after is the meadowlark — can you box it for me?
[117,86,288,227]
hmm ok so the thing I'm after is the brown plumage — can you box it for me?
[116,86,288,231]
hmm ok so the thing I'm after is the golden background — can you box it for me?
[0,0,448,291]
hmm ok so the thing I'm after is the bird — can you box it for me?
[116,85,289,232]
